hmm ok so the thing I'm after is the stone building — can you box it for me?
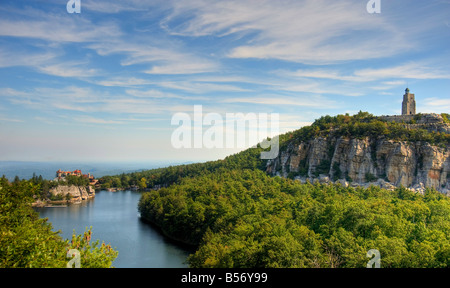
[55,169,98,185]
[402,88,416,115]
[56,169,82,178]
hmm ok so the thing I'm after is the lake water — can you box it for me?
[35,190,193,268]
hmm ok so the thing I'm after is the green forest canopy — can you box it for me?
[138,168,450,268]
[0,176,118,268]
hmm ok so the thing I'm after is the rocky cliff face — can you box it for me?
[267,114,450,196]
[49,185,95,203]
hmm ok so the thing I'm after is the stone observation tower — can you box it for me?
[402,88,416,115]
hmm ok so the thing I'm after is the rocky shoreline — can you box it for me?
[32,185,96,207]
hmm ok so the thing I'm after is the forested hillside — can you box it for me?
[138,168,450,268]
[98,147,267,190]
[99,112,450,191]
[120,112,450,267]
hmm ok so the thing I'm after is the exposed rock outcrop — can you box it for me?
[267,114,450,196]
[49,185,95,203]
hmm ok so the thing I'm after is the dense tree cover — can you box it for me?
[99,146,266,190]
[442,113,450,124]
[64,175,90,187]
[0,177,118,268]
[138,168,450,268]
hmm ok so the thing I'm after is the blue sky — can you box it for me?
[0,0,449,164]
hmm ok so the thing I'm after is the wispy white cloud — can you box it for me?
[38,62,100,78]
[0,48,58,68]
[161,0,407,64]
[0,4,221,79]
[34,116,56,125]
[221,95,337,108]
[82,0,150,13]
[76,116,124,125]
[0,47,99,79]
[0,7,120,43]
[354,63,450,80]
[155,81,250,94]
[277,114,313,133]
[382,81,407,86]
[125,89,208,101]
[421,97,450,113]
[145,61,218,75]
[284,62,450,83]
[0,86,201,119]
[95,76,250,94]
[88,38,220,75]
[161,0,450,66]
[0,88,30,98]
[284,69,363,82]
[0,116,25,123]
[90,41,177,65]
[95,77,153,87]
[273,80,364,97]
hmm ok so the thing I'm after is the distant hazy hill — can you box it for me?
[0,161,171,181]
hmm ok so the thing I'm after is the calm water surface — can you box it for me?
[35,190,192,268]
